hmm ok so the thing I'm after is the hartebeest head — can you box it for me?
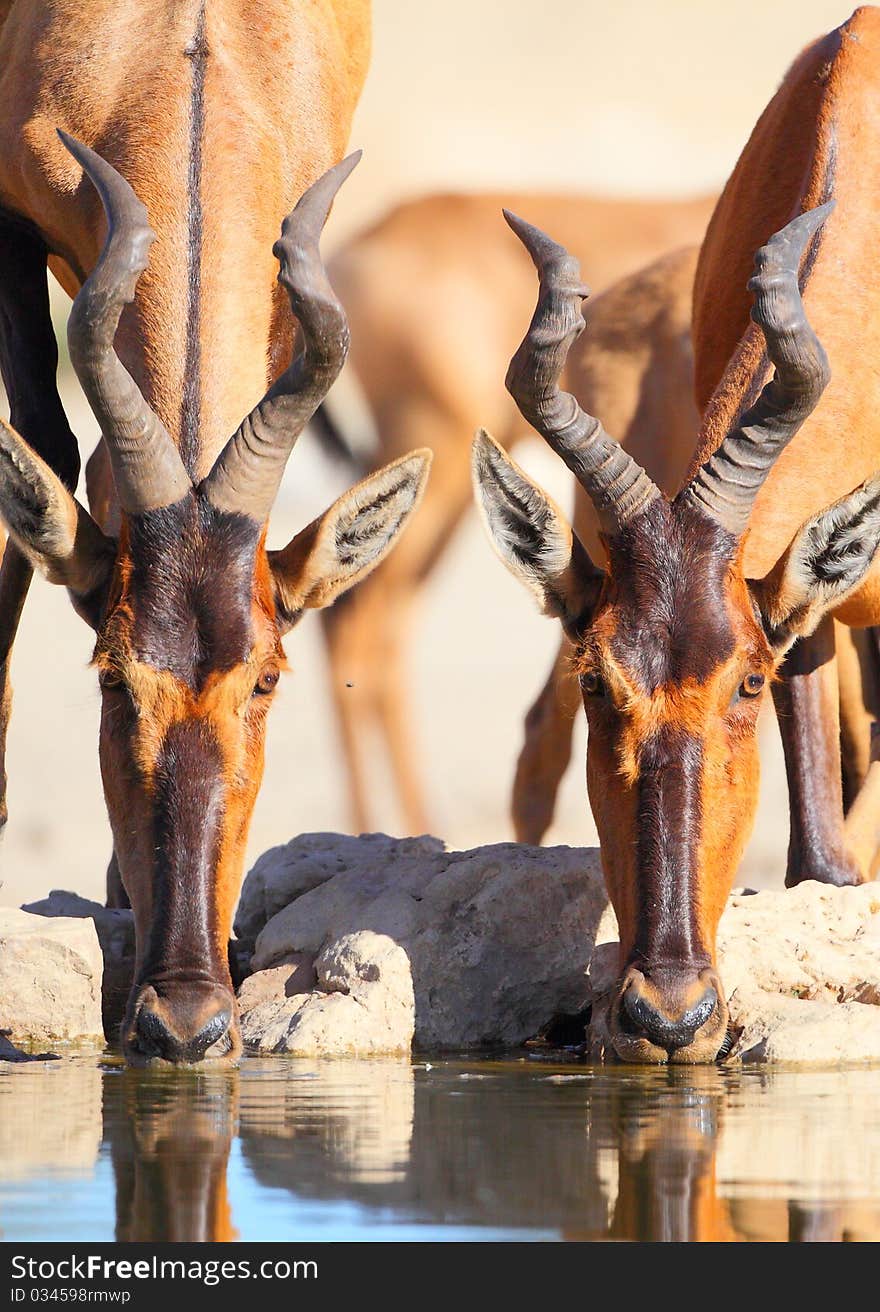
[0,135,430,1065]
[473,203,880,1063]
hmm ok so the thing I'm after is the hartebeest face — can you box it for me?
[573,501,769,1063]
[0,137,430,1065]
[94,502,279,1064]
[474,204,880,1063]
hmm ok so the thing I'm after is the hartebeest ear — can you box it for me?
[471,429,604,638]
[0,420,115,627]
[752,474,880,654]
[269,449,432,632]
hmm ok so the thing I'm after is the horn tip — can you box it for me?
[56,128,90,169]
[287,151,361,236]
[502,208,535,244]
[502,209,584,288]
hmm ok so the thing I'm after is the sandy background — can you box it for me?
[0,0,857,907]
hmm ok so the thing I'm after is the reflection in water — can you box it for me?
[106,1067,239,1242]
[1,1055,879,1241]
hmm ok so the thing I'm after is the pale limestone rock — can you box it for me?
[718,882,880,1006]
[728,989,880,1064]
[0,909,103,1045]
[22,889,135,1038]
[240,931,413,1056]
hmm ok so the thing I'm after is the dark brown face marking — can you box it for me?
[138,717,226,987]
[603,498,740,690]
[126,496,265,688]
[632,723,709,974]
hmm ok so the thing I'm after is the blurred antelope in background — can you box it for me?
[0,0,431,1065]
[314,189,714,834]
[474,8,880,1062]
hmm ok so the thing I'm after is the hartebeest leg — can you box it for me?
[772,615,864,887]
[836,622,878,809]
[838,624,880,878]
[512,636,581,844]
[0,212,79,829]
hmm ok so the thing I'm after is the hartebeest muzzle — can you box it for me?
[473,202,880,1063]
[0,134,431,1066]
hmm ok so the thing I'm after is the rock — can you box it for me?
[239,833,609,1053]
[240,931,414,1056]
[238,833,880,1063]
[22,890,135,1040]
[718,882,880,1006]
[234,832,446,960]
[728,989,880,1064]
[0,909,104,1046]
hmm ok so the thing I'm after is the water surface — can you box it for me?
[2,1054,879,1242]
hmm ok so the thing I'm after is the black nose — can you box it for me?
[135,1006,231,1063]
[622,982,718,1052]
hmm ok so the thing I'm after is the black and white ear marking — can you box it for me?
[0,419,115,621]
[754,474,880,652]
[269,448,432,630]
[332,453,427,575]
[471,428,603,634]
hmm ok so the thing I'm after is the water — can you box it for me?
[1,1053,879,1242]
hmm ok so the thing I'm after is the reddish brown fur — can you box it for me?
[693,8,880,601]
[0,1,369,461]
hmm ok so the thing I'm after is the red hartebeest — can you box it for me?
[473,9,880,1063]
[315,190,715,834]
[0,3,432,1065]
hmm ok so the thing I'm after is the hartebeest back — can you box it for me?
[0,3,433,1064]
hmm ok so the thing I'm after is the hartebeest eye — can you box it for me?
[736,672,765,701]
[253,668,280,697]
[580,670,606,698]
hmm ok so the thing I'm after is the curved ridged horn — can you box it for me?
[58,131,192,515]
[201,153,360,522]
[682,202,834,537]
[503,210,660,536]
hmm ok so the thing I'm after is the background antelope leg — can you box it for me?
[839,625,880,877]
[512,636,580,844]
[0,213,79,831]
[319,401,478,835]
[772,615,864,887]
